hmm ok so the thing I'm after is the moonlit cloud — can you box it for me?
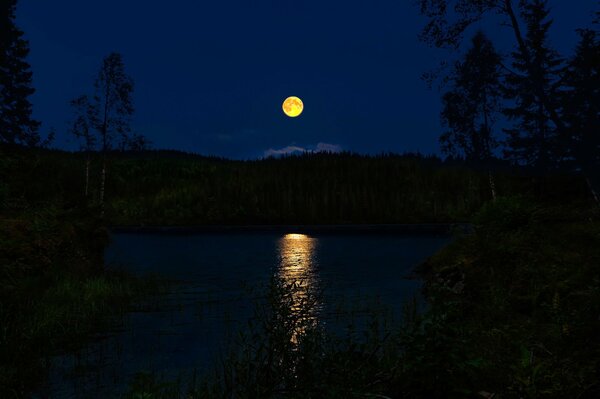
[264,145,307,157]
[263,143,342,158]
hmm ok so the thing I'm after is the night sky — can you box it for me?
[16,1,598,159]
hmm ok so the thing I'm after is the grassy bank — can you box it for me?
[417,197,600,397]
[0,206,154,397]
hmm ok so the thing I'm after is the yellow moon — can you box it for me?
[282,96,304,117]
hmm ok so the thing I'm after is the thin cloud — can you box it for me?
[315,142,342,153]
[264,145,306,157]
[263,142,342,158]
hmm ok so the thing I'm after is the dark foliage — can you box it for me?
[0,195,162,397]
[561,29,600,199]
[418,198,600,397]
[441,31,502,163]
[90,52,135,152]
[503,0,564,170]
[2,145,593,226]
[422,1,599,197]
[0,0,41,146]
[417,0,498,50]
[106,152,492,225]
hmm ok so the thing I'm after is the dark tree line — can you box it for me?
[1,146,590,225]
[106,152,490,225]
[422,0,600,202]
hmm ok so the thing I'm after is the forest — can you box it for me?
[2,144,592,227]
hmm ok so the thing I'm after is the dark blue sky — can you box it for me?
[17,0,597,159]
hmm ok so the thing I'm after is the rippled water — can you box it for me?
[43,231,449,398]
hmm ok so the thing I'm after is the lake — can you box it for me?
[42,230,450,398]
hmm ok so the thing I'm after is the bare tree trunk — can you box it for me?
[586,176,599,205]
[85,156,90,197]
[100,156,106,216]
[100,79,109,216]
[488,170,497,201]
[481,91,496,202]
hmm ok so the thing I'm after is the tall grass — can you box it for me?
[0,271,153,397]
[0,205,159,398]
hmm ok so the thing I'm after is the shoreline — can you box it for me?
[109,223,472,235]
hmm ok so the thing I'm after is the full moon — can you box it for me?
[282,96,304,117]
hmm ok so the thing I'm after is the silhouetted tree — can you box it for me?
[503,0,563,171]
[0,0,41,145]
[440,31,502,199]
[69,95,96,197]
[87,53,135,211]
[123,133,152,151]
[562,29,600,203]
[418,0,567,135]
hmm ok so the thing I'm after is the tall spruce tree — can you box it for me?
[0,0,40,145]
[503,0,563,170]
[562,29,600,202]
[440,31,502,199]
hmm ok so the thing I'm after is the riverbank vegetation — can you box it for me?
[0,200,158,397]
[416,197,600,397]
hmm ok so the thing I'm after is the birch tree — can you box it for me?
[69,95,96,198]
[89,53,134,212]
[440,31,502,199]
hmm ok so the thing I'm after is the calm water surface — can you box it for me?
[44,231,449,398]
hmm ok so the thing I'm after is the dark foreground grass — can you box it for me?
[417,197,600,398]
[124,198,600,399]
[0,206,159,398]
[1,273,148,395]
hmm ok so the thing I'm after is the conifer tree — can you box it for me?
[562,29,600,202]
[418,0,568,136]
[0,0,41,145]
[503,0,563,170]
